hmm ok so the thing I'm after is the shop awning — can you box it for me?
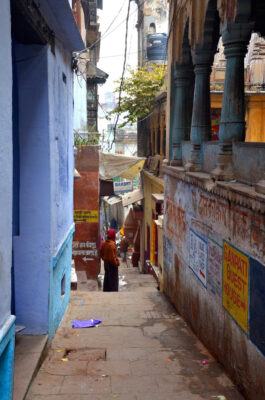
[99,152,146,180]
[121,189,144,207]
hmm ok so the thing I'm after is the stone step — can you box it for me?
[13,335,48,400]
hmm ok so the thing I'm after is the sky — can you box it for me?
[97,0,138,130]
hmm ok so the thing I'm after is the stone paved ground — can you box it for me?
[26,264,244,400]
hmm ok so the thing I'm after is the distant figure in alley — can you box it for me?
[100,229,120,292]
[120,236,129,262]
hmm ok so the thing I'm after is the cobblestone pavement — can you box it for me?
[26,264,244,400]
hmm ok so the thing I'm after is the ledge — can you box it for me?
[52,223,75,268]
[163,165,265,213]
[0,315,16,344]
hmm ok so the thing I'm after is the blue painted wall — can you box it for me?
[13,39,76,336]
[49,225,74,339]
[47,40,76,337]
[13,44,51,334]
[48,41,75,254]
[0,317,15,400]
[0,2,15,398]
[249,258,265,356]
[0,0,13,330]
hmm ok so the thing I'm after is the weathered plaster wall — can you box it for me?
[233,143,265,185]
[49,225,74,339]
[0,0,12,329]
[178,141,265,180]
[73,146,100,279]
[13,41,75,335]
[48,40,75,337]
[0,2,15,398]
[163,174,265,398]
[13,44,51,334]
[48,40,74,254]
[143,0,168,42]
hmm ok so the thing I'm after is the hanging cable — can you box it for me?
[73,0,145,57]
[101,0,127,38]
[109,0,132,151]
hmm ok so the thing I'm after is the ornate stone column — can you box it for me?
[170,63,194,165]
[185,50,213,171]
[211,21,252,180]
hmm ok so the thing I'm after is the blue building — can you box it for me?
[0,0,84,398]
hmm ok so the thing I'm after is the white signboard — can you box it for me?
[207,239,222,295]
[114,180,133,194]
[189,229,207,287]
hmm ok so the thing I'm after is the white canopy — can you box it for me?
[99,152,146,180]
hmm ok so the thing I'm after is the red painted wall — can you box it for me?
[73,146,100,279]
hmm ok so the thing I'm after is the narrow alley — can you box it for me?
[26,263,243,400]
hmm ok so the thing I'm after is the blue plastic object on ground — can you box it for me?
[72,319,102,328]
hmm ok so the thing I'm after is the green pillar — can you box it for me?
[211,21,252,180]
[185,50,213,171]
[170,63,194,165]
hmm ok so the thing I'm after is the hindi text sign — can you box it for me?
[207,239,222,295]
[223,241,249,333]
[74,210,98,223]
[189,229,207,287]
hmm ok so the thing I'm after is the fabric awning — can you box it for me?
[121,189,144,207]
[99,152,146,180]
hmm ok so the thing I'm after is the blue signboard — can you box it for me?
[249,257,265,355]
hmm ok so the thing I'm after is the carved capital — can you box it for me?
[221,21,253,50]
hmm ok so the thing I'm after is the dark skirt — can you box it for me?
[103,262,119,292]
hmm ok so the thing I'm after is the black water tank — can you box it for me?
[147,33,168,61]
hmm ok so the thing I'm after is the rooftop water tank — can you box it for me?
[147,33,168,62]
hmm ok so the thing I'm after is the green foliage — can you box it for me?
[111,64,167,127]
[74,125,100,146]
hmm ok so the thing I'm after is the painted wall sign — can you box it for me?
[72,241,98,261]
[189,229,207,287]
[73,241,97,249]
[207,239,222,295]
[223,241,249,334]
[74,210,98,223]
[72,249,97,257]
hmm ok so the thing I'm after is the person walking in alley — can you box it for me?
[100,229,120,292]
[120,236,129,263]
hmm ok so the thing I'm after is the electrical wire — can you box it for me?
[100,50,138,59]
[74,0,146,57]
[109,0,132,151]
[127,7,138,64]
[78,41,165,60]
[96,0,127,45]
[98,102,111,119]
